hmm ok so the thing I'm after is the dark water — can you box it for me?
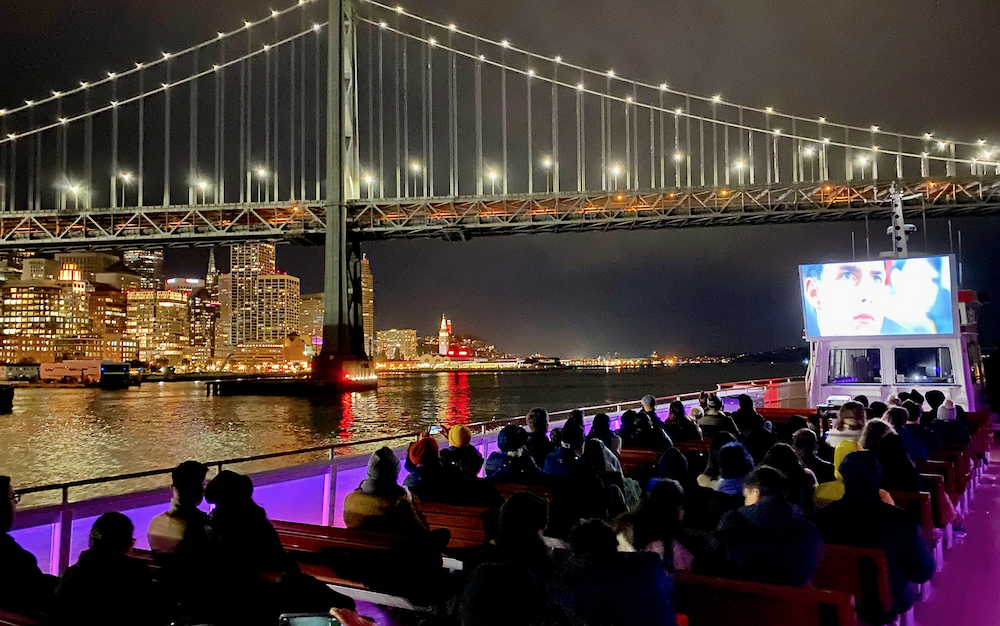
[1,363,802,492]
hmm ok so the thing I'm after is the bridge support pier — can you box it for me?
[311,0,373,388]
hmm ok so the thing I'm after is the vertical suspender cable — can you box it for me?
[475,42,483,195]
[247,29,253,201]
[624,99,631,188]
[379,23,386,198]
[450,38,458,196]
[272,19,279,201]
[724,115,730,186]
[601,76,608,190]
[34,116,42,210]
[711,101,718,187]
[792,118,799,183]
[365,12,373,198]
[26,109,34,211]
[649,108,655,189]
[111,76,119,207]
[447,29,455,196]
[699,117,705,187]
[527,72,533,193]
[685,96,691,188]
[163,61,171,207]
[6,137,13,210]
[427,35,433,197]
[300,11,307,200]
[631,83,638,188]
[290,25,297,201]
[674,110,680,188]
[403,34,410,195]
[845,127,853,180]
[421,27,427,197]
[315,24,322,200]
[57,96,65,210]
[1,118,8,212]
[265,37,272,201]
[575,81,582,192]
[239,40,246,203]
[501,47,508,195]
[84,87,93,208]
[394,17,401,197]
[765,111,772,184]
[551,61,559,193]
[138,68,145,207]
[217,39,225,203]
[658,91,665,188]
[190,48,199,205]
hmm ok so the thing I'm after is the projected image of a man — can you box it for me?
[804,261,887,336]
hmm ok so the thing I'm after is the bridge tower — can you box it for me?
[311,0,374,385]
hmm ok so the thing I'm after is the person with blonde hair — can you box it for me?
[823,401,867,449]
[859,419,896,453]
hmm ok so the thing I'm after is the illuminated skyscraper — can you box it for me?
[377,329,418,360]
[122,250,165,289]
[217,274,233,346]
[256,274,300,342]
[126,290,190,363]
[229,243,276,344]
[300,293,324,344]
[361,256,375,357]
[0,282,71,363]
[189,287,221,356]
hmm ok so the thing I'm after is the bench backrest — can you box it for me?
[618,447,667,480]
[814,545,893,618]
[414,501,494,549]
[271,520,400,550]
[918,473,953,528]
[674,572,858,626]
[493,481,554,502]
[885,490,935,544]
[916,460,957,504]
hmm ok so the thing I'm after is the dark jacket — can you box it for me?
[485,453,544,484]
[903,424,942,454]
[52,549,159,626]
[928,420,970,446]
[707,496,823,587]
[731,408,765,434]
[697,412,740,439]
[525,432,555,469]
[542,449,611,538]
[898,430,929,462]
[549,552,675,626]
[810,496,934,621]
[440,445,485,476]
[459,562,545,626]
[403,464,455,504]
[621,427,672,449]
[801,453,836,485]
[0,532,54,615]
[640,408,666,430]
[664,419,703,443]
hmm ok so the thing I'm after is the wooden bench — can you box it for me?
[814,545,893,624]
[413,501,495,549]
[673,571,858,626]
[916,460,957,508]
[493,481,553,502]
[272,520,400,551]
[884,489,942,573]
[618,447,667,480]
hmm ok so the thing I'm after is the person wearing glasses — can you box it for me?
[1,475,56,616]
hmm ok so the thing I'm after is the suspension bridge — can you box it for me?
[1,0,998,380]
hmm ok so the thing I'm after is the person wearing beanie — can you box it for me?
[403,436,457,504]
[929,399,971,445]
[52,512,159,626]
[483,425,543,486]
[810,451,934,624]
[344,447,430,536]
[441,424,485,477]
[697,394,740,440]
[640,395,666,430]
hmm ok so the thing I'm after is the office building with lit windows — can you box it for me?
[361,256,375,357]
[122,249,165,289]
[230,243,276,344]
[126,289,190,363]
[0,282,71,363]
[256,274,300,343]
[189,287,221,356]
[376,329,418,361]
[300,293,324,345]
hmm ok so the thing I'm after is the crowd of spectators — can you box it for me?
[0,388,968,626]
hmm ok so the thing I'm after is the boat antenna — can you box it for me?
[865,214,871,258]
[851,231,856,260]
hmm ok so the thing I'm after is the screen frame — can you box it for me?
[799,254,960,341]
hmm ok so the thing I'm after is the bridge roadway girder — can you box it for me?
[1,178,1000,251]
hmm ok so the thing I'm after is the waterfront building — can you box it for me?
[256,274,301,342]
[126,289,190,364]
[53,252,118,281]
[218,274,233,346]
[361,255,375,357]
[438,315,452,356]
[89,284,138,361]
[189,286,221,356]
[376,328,418,360]
[229,243,276,344]
[227,335,307,370]
[0,281,71,363]
[0,363,40,381]
[21,257,61,281]
[300,292,324,346]
[122,250,165,289]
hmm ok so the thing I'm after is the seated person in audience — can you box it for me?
[525,407,555,468]
[543,421,612,538]
[663,400,703,443]
[707,466,823,587]
[902,399,942,454]
[616,479,693,572]
[876,434,923,493]
[476,493,554,584]
[793,428,836,484]
[52,512,160,626]
[146,460,211,622]
[929,400,971,445]
[403,435,455,503]
[776,414,808,444]
[715,442,754,497]
[656,448,741,532]
[743,426,776,465]
[860,419,895,453]
[853,394,870,409]
[870,401,889,419]
[810,451,934,624]
[824,401,867,449]
[459,560,545,626]
[761,443,817,514]
[0,475,56,616]
[344,447,430,536]
[815,443,895,507]
[621,411,672,448]
[731,394,765,433]
[697,431,738,489]
[886,406,928,462]
[485,425,544,484]
[697,394,740,439]
[587,412,623,455]
[905,389,927,423]
[640,395,666,430]
[440,424,484,477]
[550,519,675,626]
[583,439,629,516]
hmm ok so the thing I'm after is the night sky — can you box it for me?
[4,0,1000,357]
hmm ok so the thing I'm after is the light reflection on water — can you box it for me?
[1,364,802,498]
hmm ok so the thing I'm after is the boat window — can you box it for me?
[828,349,881,384]
[894,347,954,384]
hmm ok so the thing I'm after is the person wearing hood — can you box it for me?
[1,476,56,617]
[814,442,895,507]
[440,425,484,477]
[697,394,740,439]
[344,447,430,536]
[929,400,971,445]
[707,466,823,587]
[52,512,160,626]
[587,412,623,455]
[810,451,934,625]
[715,442,755,497]
[485,425,544,484]
[731,394,765,434]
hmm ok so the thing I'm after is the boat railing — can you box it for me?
[14,375,803,503]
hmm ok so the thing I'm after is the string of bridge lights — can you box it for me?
[364,0,993,155]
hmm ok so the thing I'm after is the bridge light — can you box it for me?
[734,161,745,169]
[6,133,15,140]
[577,83,584,91]
[24,100,33,107]
[674,153,683,161]
[479,54,485,61]
[858,156,868,164]
[773,129,781,135]
[198,181,208,190]
[162,83,170,89]
[818,117,826,123]
[610,164,621,176]
[872,145,879,151]
[937,141,947,150]
[121,173,133,183]
[488,171,498,181]
[379,21,387,28]
[213,64,220,70]
[871,125,879,132]
[527,69,535,76]
[803,147,814,156]
[607,69,614,77]
[162,52,171,59]
[626,96,632,102]
[135,62,143,69]
[0,110,5,116]
[502,39,510,47]
[108,72,117,78]
[59,118,67,124]
[922,152,929,157]
[720,189,728,196]
[555,55,562,63]
[271,9,279,17]
[659,83,668,91]
[765,106,773,113]
[823,138,830,143]
[411,162,421,173]
[245,20,252,28]
[978,139,987,146]
[218,32,225,38]
[395,5,404,12]
[675,107,683,114]
[111,101,119,107]
[363,174,373,185]
[923,132,933,139]
[712,94,722,103]
[80,81,89,87]
[542,158,552,169]
[258,168,267,178]
[52,91,62,97]
[428,37,437,46]
[313,23,321,31]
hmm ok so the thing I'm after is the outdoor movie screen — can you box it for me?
[800,255,956,339]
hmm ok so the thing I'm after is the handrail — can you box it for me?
[15,375,804,500]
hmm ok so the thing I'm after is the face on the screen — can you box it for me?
[891,259,940,313]
[805,261,887,335]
